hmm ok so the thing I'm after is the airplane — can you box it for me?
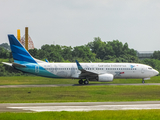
[2,34,159,84]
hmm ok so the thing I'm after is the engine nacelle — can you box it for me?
[98,73,114,82]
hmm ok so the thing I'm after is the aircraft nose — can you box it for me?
[153,70,159,76]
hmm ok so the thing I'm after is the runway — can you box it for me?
[1,84,160,112]
[1,101,160,112]
[1,83,160,88]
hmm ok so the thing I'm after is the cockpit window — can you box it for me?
[148,67,152,70]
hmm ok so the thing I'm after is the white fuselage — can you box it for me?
[33,62,158,80]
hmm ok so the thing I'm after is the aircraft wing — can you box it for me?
[75,60,98,79]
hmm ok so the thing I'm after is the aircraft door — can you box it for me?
[141,68,145,73]
[35,65,39,73]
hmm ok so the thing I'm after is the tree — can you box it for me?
[152,51,160,60]
[87,37,108,59]
[0,43,10,50]
[61,46,73,61]
[29,48,39,58]
[142,59,160,73]
[0,64,6,76]
[107,40,123,57]
[87,37,138,62]
[72,45,96,62]
[0,47,11,59]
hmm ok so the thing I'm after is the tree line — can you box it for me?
[0,37,160,76]
[29,37,139,63]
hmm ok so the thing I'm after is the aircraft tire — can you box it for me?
[84,80,89,85]
[79,79,83,84]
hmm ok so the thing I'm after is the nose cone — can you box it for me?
[153,69,159,76]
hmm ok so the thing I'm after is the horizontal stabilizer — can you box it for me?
[2,62,26,68]
[12,62,26,68]
[2,62,12,66]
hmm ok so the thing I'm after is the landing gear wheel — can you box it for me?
[142,79,145,83]
[84,80,89,85]
[79,79,83,85]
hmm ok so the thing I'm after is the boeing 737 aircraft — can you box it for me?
[2,35,159,84]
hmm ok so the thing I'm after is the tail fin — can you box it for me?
[8,34,37,64]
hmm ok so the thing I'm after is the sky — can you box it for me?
[0,0,160,51]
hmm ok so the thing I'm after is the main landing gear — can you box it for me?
[78,79,89,85]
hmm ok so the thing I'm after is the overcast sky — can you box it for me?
[0,0,160,51]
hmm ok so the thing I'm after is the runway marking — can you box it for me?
[7,103,160,112]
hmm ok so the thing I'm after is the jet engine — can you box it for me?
[98,73,114,82]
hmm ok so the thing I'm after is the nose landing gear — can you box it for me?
[142,79,145,83]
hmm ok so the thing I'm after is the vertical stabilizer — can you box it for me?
[8,34,37,64]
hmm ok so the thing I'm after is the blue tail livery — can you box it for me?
[8,35,37,64]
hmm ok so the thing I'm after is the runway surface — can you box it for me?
[1,101,160,112]
[1,83,160,88]
[1,84,160,112]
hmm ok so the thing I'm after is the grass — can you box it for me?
[0,85,160,103]
[0,76,160,85]
[1,110,160,120]
[0,76,160,119]
[0,76,77,85]
[0,59,9,62]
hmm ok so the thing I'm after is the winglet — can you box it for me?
[75,60,83,70]
[45,59,49,63]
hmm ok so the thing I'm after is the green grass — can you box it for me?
[0,77,160,119]
[0,59,9,62]
[0,76,77,85]
[0,76,160,85]
[1,110,160,120]
[0,85,160,103]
